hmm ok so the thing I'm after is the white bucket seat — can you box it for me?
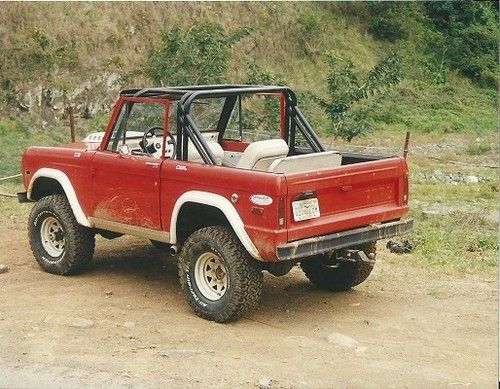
[236,139,289,171]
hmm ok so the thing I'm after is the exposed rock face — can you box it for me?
[15,72,121,118]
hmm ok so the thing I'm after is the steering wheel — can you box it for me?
[141,126,176,158]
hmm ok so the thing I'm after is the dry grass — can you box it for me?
[0,2,383,91]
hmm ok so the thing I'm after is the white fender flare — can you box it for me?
[28,168,91,227]
[170,191,262,260]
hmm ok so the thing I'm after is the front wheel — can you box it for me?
[178,226,263,323]
[301,241,377,292]
[28,194,95,275]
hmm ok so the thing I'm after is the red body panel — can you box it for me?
[284,157,409,242]
[92,152,162,229]
[159,159,288,259]
[221,140,249,152]
[22,145,96,216]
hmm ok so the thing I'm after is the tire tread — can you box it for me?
[178,226,262,322]
[301,241,377,292]
[28,194,95,275]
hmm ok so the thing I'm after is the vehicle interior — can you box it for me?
[97,85,384,173]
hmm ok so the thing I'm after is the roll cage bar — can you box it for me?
[120,85,325,165]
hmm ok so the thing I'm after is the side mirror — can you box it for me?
[118,144,130,156]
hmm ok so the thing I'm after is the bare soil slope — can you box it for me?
[0,220,497,388]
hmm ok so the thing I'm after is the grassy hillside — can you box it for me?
[0,2,497,175]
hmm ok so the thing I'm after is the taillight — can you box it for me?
[403,175,409,205]
[278,196,285,229]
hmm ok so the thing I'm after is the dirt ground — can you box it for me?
[0,219,497,388]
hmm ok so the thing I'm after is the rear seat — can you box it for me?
[268,151,342,173]
[235,139,289,171]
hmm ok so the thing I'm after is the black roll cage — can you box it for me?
[120,84,325,165]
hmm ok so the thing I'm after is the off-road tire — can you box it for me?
[178,226,263,323]
[150,240,170,252]
[28,194,95,275]
[301,241,377,292]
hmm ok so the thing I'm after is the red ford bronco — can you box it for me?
[19,85,412,322]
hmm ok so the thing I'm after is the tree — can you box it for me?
[146,22,249,86]
[243,62,284,136]
[318,51,402,141]
[423,1,499,86]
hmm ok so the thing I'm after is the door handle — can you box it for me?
[145,162,160,167]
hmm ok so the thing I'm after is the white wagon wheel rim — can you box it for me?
[194,252,229,301]
[40,216,66,258]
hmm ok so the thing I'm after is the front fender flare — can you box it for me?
[28,168,91,227]
[170,191,262,260]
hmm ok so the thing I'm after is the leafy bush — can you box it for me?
[243,62,284,134]
[466,140,492,156]
[367,3,409,42]
[318,51,402,141]
[146,22,250,86]
[422,1,499,87]
[364,1,498,87]
[246,61,284,86]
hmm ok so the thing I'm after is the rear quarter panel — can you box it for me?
[160,159,287,260]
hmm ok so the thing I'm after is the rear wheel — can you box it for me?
[301,241,376,291]
[28,194,95,275]
[178,226,263,323]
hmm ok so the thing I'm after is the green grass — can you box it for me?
[408,208,498,273]
[466,140,493,156]
[410,170,498,209]
[0,179,29,223]
[0,117,71,176]
[369,77,497,136]
[412,180,498,208]
[406,159,498,274]
[0,2,496,147]
[0,113,111,177]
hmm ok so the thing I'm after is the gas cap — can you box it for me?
[231,193,239,204]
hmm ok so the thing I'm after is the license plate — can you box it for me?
[292,198,320,222]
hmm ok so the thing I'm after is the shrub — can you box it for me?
[466,140,492,156]
[243,62,285,136]
[367,3,408,42]
[422,1,499,87]
[146,22,250,86]
[246,61,284,86]
[318,51,402,141]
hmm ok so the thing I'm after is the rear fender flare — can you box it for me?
[170,191,262,260]
[27,168,91,227]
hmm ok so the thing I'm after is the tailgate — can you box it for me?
[284,157,409,242]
